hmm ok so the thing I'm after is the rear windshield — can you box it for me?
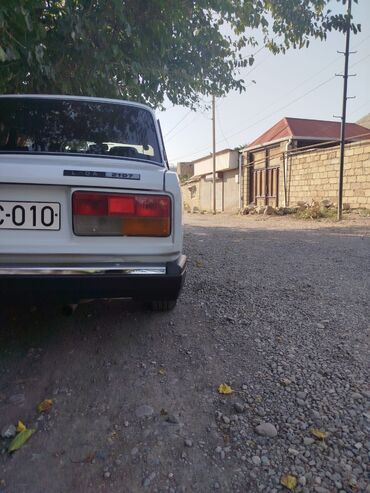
[0,98,162,164]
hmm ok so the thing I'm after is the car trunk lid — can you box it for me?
[0,154,166,191]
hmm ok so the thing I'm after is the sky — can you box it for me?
[157,0,370,166]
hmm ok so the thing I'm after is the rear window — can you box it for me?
[0,98,163,164]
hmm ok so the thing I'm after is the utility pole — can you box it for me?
[212,94,216,214]
[337,0,352,221]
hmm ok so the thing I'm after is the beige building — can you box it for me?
[181,149,240,213]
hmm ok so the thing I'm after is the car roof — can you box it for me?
[0,94,156,116]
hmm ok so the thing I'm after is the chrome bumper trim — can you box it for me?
[0,265,167,276]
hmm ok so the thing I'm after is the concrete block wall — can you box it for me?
[182,140,370,213]
[284,140,370,209]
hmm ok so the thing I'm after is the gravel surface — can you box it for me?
[0,213,369,493]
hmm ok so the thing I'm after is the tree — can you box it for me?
[0,0,360,108]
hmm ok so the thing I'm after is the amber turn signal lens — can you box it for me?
[122,217,170,237]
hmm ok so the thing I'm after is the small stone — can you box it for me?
[135,404,154,418]
[215,446,222,454]
[280,378,291,386]
[299,476,307,486]
[184,439,193,447]
[166,415,179,424]
[234,402,244,413]
[103,471,111,479]
[316,323,325,329]
[304,437,315,446]
[143,472,156,488]
[297,399,306,407]
[168,473,174,479]
[222,415,230,424]
[124,421,129,427]
[252,456,261,466]
[297,391,307,400]
[288,448,299,456]
[131,447,139,456]
[261,456,270,466]
[1,424,16,439]
[351,392,362,401]
[255,422,278,438]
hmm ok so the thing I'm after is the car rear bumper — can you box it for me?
[0,255,186,303]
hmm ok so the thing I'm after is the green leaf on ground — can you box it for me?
[8,429,36,452]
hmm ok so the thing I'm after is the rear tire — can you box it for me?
[150,300,177,311]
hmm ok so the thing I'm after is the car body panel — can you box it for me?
[0,96,186,303]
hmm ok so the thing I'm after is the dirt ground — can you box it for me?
[0,213,369,493]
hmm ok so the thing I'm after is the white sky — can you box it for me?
[157,0,370,166]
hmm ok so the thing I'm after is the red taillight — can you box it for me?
[108,196,135,215]
[72,192,171,237]
[73,193,107,216]
[135,196,170,217]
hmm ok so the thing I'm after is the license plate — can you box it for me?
[0,201,60,230]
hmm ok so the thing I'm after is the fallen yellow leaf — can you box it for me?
[195,260,203,267]
[310,429,328,440]
[218,383,234,395]
[37,399,53,414]
[16,420,26,432]
[281,474,297,490]
[8,429,36,453]
[158,368,166,375]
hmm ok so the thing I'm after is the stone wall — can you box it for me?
[182,139,370,213]
[284,140,370,209]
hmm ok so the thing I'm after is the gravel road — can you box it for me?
[0,213,369,493]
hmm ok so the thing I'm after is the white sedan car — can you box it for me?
[0,95,186,311]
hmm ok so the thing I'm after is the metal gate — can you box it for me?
[252,167,279,207]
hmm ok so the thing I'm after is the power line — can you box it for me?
[165,113,200,143]
[241,34,370,120]
[216,104,230,148]
[163,110,192,137]
[348,97,370,117]
[165,32,369,145]
[171,77,335,161]
[171,52,370,162]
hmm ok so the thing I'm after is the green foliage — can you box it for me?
[0,0,360,108]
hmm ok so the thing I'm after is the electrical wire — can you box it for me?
[163,110,193,137]
[171,51,370,162]
[215,103,230,148]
